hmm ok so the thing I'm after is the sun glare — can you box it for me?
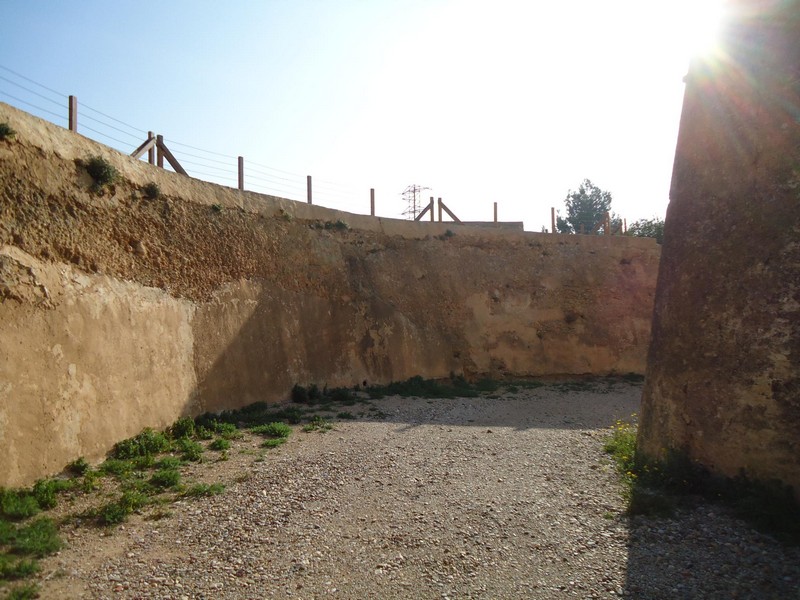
[683,0,725,58]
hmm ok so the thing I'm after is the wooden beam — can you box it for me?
[551,207,556,233]
[414,198,433,221]
[238,156,244,190]
[438,198,462,223]
[307,175,312,204]
[148,131,155,164]
[155,136,188,176]
[130,135,156,159]
[370,188,375,216]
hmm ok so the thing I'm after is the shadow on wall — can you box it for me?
[190,277,462,415]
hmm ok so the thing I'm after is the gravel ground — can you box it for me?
[33,382,800,599]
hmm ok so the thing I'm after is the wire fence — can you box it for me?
[0,64,382,217]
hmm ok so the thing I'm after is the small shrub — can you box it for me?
[150,469,180,489]
[5,583,41,600]
[336,411,356,420]
[131,454,155,470]
[175,437,204,462]
[98,502,128,526]
[168,417,195,440]
[327,387,356,405]
[32,479,72,510]
[0,555,40,579]
[99,459,133,478]
[81,471,100,492]
[111,428,170,459]
[14,518,61,557]
[308,383,322,402]
[84,155,118,187]
[251,422,292,439]
[211,203,223,212]
[209,438,230,451]
[0,490,39,520]
[142,182,160,199]
[118,490,148,513]
[183,483,225,498]
[291,384,309,404]
[154,456,182,470]
[213,422,240,439]
[0,122,16,140]
[66,457,90,476]
[302,416,333,433]
[0,519,15,545]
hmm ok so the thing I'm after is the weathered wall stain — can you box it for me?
[0,103,660,487]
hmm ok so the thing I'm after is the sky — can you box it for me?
[0,1,724,231]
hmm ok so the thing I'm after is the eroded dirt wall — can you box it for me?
[0,103,660,486]
[638,2,800,495]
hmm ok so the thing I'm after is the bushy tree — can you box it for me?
[556,179,617,234]
[626,217,665,244]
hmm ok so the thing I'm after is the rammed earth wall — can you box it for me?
[0,103,660,487]
[638,1,800,498]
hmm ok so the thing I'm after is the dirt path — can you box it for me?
[33,383,800,599]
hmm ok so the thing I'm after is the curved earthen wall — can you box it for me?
[638,1,800,496]
[0,103,660,487]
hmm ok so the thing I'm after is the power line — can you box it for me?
[165,138,238,160]
[0,89,66,122]
[0,64,66,97]
[0,75,64,106]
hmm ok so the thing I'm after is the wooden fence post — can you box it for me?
[370,188,375,216]
[551,207,556,233]
[494,202,498,223]
[156,135,164,168]
[147,131,155,164]
[307,176,312,204]
[437,197,442,222]
[238,156,244,191]
[68,96,78,132]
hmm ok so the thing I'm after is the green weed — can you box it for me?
[0,490,39,521]
[209,438,230,451]
[111,428,170,459]
[154,456,182,470]
[261,438,287,448]
[13,518,61,557]
[302,416,333,433]
[175,438,204,462]
[66,457,90,476]
[250,422,291,439]
[168,417,195,440]
[149,469,181,489]
[0,122,16,141]
[6,583,41,600]
[336,412,356,420]
[142,182,160,199]
[83,155,118,188]
[183,483,225,498]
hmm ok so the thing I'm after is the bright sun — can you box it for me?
[683,0,726,58]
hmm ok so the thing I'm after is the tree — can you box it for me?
[626,217,665,244]
[556,179,616,234]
